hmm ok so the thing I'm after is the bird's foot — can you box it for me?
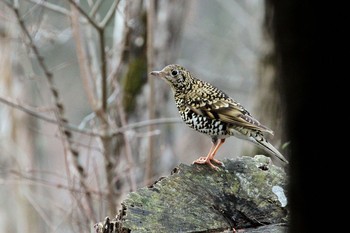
[210,158,223,166]
[192,157,222,170]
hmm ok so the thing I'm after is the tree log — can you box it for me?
[95,155,288,233]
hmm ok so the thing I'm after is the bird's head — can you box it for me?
[150,64,192,92]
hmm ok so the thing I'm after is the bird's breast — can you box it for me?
[179,107,229,137]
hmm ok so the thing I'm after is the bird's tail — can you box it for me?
[254,137,289,164]
[230,126,289,164]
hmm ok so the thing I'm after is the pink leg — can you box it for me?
[209,138,225,165]
[192,138,225,170]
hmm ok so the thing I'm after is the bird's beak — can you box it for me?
[150,70,165,78]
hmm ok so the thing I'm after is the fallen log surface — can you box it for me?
[95,155,289,233]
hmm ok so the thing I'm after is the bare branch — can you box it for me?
[7,3,75,151]
[99,28,107,112]
[66,0,118,113]
[112,118,182,135]
[145,0,156,184]
[5,2,96,221]
[116,97,137,192]
[9,169,108,196]
[0,95,183,137]
[70,2,98,110]
[27,0,70,16]
[100,0,119,28]
[89,0,103,19]
[66,0,100,30]
[0,96,99,137]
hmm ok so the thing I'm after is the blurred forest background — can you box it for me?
[0,0,287,232]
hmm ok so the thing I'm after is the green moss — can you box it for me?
[122,57,147,114]
[116,156,288,232]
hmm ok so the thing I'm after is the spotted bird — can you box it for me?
[150,64,288,170]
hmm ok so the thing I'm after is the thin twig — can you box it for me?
[109,2,130,85]
[91,158,105,215]
[66,0,100,30]
[8,4,72,146]
[0,96,100,137]
[1,95,182,135]
[100,0,119,28]
[5,1,96,222]
[69,3,116,214]
[112,118,182,135]
[51,7,111,216]
[96,19,111,217]
[145,0,156,184]
[89,0,103,18]
[99,27,107,112]
[27,0,70,15]
[116,98,137,192]
[0,95,183,136]
[80,0,118,115]
[25,193,55,232]
[70,2,97,110]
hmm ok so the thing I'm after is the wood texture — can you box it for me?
[95,155,288,233]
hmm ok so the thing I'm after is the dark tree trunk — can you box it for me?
[265,1,327,233]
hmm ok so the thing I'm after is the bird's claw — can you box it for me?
[210,158,223,166]
[192,157,223,170]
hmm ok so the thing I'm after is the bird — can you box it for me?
[150,64,289,170]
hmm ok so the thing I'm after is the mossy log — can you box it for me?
[95,155,288,233]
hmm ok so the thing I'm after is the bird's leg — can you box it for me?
[208,138,225,165]
[192,143,217,169]
[192,138,225,170]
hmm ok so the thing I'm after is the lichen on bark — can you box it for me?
[95,155,288,233]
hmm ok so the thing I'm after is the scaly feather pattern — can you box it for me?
[150,64,288,169]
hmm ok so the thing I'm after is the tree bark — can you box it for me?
[95,155,288,233]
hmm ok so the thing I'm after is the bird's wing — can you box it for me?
[186,88,274,135]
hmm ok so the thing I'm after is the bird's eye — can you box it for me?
[171,70,178,76]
